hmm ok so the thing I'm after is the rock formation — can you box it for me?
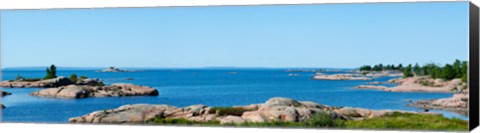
[69,97,436,124]
[1,90,12,97]
[354,77,466,93]
[97,67,137,72]
[408,93,468,116]
[0,77,104,88]
[312,74,372,80]
[0,77,74,88]
[30,83,159,98]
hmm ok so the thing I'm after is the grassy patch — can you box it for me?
[233,113,345,128]
[148,112,467,131]
[344,112,468,131]
[208,107,252,116]
[147,117,220,126]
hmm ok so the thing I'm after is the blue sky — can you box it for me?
[0,2,469,68]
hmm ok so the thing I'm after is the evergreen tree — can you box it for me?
[413,63,421,76]
[397,64,404,71]
[403,64,414,78]
[441,64,456,80]
[43,64,57,79]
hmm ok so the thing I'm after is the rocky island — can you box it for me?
[1,65,159,99]
[97,66,138,72]
[30,83,159,99]
[0,76,103,88]
[312,74,372,80]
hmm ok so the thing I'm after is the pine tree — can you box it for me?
[43,64,57,79]
[413,63,421,76]
[403,64,414,78]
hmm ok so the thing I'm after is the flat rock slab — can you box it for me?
[0,77,103,88]
[30,84,159,99]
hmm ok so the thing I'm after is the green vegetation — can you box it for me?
[69,74,78,82]
[222,112,345,127]
[208,107,253,116]
[79,76,88,79]
[403,64,414,78]
[359,60,468,82]
[14,75,41,82]
[359,64,404,71]
[344,112,467,131]
[43,64,57,80]
[147,117,220,125]
[148,112,466,131]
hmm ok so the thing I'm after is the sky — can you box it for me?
[0,2,470,69]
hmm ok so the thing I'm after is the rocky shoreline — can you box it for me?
[312,71,403,81]
[408,93,469,116]
[354,77,465,93]
[69,97,437,124]
[312,74,372,80]
[354,76,469,115]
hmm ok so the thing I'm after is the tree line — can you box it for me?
[359,60,468,82]
[359,64,404,71]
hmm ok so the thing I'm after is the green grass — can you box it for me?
[231,113,345,128]
[148,112,467,131]
[208,107,253,116]
[147,117,220,126]
[344,112,468,131]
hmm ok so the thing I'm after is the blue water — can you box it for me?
[0,69,468,123]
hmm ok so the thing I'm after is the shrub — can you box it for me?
[70,74,78,82]
[208,107,252,116]
[304,112,345,128]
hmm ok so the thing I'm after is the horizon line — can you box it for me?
[1,66,359,70]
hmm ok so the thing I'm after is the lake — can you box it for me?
[0,69,467,123]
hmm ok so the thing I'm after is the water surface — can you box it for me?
[0,69,467,123]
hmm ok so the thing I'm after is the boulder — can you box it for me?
[264,97,302,107]
[70,104,177,123]
[220,116,245,124]
[1,104,5,109]
[74,78,103,86]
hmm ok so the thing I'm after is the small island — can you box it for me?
[97,66,139,72]
[0,65,159,99]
